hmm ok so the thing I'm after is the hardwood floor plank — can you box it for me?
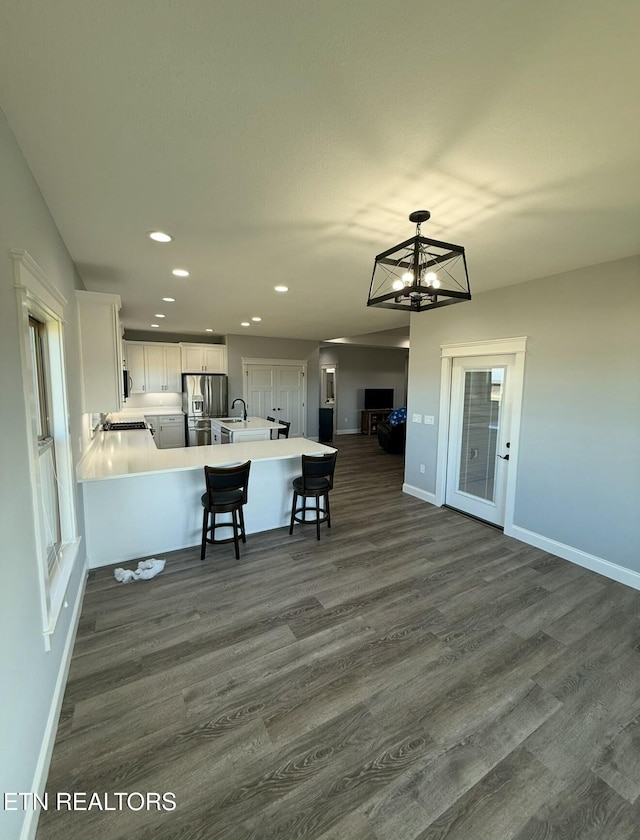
[37,435,640,840]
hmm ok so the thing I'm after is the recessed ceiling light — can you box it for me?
[162,297,175,302]
[274,285,288,292]
[154,313,166,318]
[172,269,189,277]
[251,316,262,322]
[148,231,173,243]
[205,328,213,333]
[241,322,250,327]
[151,324,160,328]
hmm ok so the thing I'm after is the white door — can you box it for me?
[276,366,305,437]
[246,366,277,420]
[445,354,515,526]
[245,363,306,436]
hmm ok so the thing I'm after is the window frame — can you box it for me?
[13,250,81,650]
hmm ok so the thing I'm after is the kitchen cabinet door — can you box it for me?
[158,416,185,449]
[126,342,147,393]
[126,342,183,393]
[144,343,165,393]
[76,291,124,412]
[180,343,227,373]
[163,345,182,391]
[203,344,227,373]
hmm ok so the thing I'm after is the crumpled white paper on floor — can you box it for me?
[114,558,166,583]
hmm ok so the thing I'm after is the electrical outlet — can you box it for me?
[420,464,425,474]
[424,415,435,425]
[412,413,422,423]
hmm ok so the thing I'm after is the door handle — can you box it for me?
[498,441,510,460]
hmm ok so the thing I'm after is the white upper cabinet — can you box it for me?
[125,342,183,393]
[76,291,123,413]
[180,343,227,374]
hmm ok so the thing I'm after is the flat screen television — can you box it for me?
[364,388,394,410]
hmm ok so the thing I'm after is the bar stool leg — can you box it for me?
[239,505,247,543]
[289,491,298,534]
[201,508,209,560]
[316,494,321,541]
[326,492,331,529]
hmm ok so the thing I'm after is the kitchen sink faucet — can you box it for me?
[231,398,247,420]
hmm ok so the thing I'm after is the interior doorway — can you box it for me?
[320,364,337,435]
[435,337,527,531]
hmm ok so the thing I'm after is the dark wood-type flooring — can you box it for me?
[38,435,640,839]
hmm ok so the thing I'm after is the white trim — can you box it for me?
[507,524,640,592]
[241,357,308,367]
[20,566,88,840]
[12,249,68,314]
[335,428,360,436]
[440,336,528,358]
[13,250,80,648]
[403,483,438,505]
[435,337,528,532]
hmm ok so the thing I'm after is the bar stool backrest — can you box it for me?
[278,420,291,439]
[204,461,251,506]
[301,452,337,493]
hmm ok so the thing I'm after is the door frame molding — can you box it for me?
[435,337,528,533]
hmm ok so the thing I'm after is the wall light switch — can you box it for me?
[412,413,422,423]
[424,415,435,425]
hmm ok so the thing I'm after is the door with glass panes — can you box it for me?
[445,355,515,526]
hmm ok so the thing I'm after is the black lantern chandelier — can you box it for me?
[367,210,471,312]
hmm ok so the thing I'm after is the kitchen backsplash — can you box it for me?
[124,392,182,409]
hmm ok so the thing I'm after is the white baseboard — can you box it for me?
[403,483,438,505]
[21,563,88,840]
[507,524,640,592]
[335,428,360,436]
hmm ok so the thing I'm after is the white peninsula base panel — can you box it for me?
[79,434,335,568]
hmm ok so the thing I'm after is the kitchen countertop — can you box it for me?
[78,429,335,482]
[212,416,284,431]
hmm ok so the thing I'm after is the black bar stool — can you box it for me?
[289,452,337,540]
[278,420,291,438]
[201,461,251,560]
[267,416,276,439]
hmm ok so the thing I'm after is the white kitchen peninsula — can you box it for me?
[78,430,336,568]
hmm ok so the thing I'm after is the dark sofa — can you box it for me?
[377,418,406,454]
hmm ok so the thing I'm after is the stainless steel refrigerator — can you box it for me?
[182,373,228,446]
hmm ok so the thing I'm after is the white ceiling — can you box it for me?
[1,1,639,341]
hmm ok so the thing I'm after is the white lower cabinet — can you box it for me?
[145,414,185,449]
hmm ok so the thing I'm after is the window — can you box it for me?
[14,250,81,649]
[29,316,62,567]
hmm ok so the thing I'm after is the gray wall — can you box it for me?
[225,334,320,436]
[0,109,87,839]
[319,344,408,432]
[405,255,640,571]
